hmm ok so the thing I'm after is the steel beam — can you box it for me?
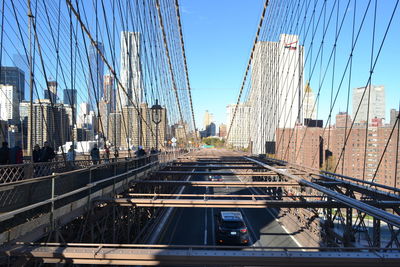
[132,180,298,187]
[6,245,400,266]
[246,157,400,228]
[171,161,257,165]
[169,165,265,170]
[155,171,280,176]
[98,198,400,209]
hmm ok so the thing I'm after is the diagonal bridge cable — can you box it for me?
[174,0,197,140]
[226,0,269,143]
[66,0,166,149]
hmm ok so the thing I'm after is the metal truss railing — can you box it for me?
[246,156,400,249]
[0,150,186,184]
[0,150,188,245]
[4,242,400,266]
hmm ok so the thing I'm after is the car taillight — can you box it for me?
[240,228,247,233]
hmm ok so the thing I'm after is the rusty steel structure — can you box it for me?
[1,150,400,266]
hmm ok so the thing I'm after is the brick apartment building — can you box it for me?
[276,112,400,188]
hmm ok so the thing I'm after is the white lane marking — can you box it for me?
[204,206,208,245]
[244,181,305,250]
[148,170,194,244]
[238,206,257,246]
[236,173,304,250]
[211,207,215,246]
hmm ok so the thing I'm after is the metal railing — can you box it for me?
[0,150,187,184]
[0,149,190,245]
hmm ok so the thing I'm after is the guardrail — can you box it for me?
[0,150,188,244]
[0,150,187,184]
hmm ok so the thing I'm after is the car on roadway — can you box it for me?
[208,174,223,181]
[215,211,250,245]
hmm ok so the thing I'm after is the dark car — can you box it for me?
[208,174,223,181]
[215,211,250,245]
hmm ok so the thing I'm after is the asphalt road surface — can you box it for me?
[157,150,299,248]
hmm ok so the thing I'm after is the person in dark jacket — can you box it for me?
[32,144,41,163]
[0,142,10,165]
[9,143,23,164]
[39,141,56,162]
[90,144,100,164]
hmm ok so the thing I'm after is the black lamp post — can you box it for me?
[151,99,162,150]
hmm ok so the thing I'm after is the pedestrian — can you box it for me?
[39,141,56,162]
[114,147,119,161]
[104,145,110,163]
[15,143,23,164]
[135,146,146,157]
[150,147,158,162]
[0,142,10,165]
[135,146,147,166]
[67,145,75,162]
[90,144,100,165]
[32,144,41,163]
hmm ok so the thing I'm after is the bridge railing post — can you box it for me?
[373,217,381,248]
[50,173,57,231]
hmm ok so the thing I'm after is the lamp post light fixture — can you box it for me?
[151,99,162,150]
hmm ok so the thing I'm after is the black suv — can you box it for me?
[208,174,223,181]
[215,211,250,245]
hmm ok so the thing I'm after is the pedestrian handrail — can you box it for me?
[0,150,187,184]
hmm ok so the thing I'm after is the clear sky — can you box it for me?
[180,0,265,128]
[1,0,399,130]
[180,0,400,129]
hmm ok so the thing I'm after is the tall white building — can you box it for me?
[278,34,304,128]
[248,34,304,154]
[77,102,90,128]
[303,82,317,120]
[0,84,19,123]
[249,41,279,154]
[203,110,213,129]
[226,103,250,149]
[352,85,385,123]
[119,32,142,109]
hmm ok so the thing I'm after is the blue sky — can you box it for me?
[180,0,400,128]
[180,0,265,128]
[1,0,399,130]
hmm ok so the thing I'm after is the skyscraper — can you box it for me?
[77,102,90,128]
[119,32,142,109]
[203,110,213,129]
[63,89,77,107]
[13,54,29,100]
[0,84,20,123]
[249,41,279,154]
[226,103,250,148]
[44,81,57,103]
[303,82,317,120]
[352,85,385,123]
[0,66,25,102]
[278,34,304,128]
[104,74,116,112]
[88,41,105,108]
[249,34,304,154]
[28,100,70,150]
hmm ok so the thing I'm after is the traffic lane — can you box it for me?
[211,175,299,248]
[158,174,207,245]
[157,172,299,248]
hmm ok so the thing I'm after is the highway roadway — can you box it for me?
[156,150,300,248]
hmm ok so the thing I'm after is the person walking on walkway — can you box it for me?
[39,141,56,162]
[104,145,110,163]
[67,145,76,161]
[90,144,100,165]
[0,142,10,165]
[32,144,41,163]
